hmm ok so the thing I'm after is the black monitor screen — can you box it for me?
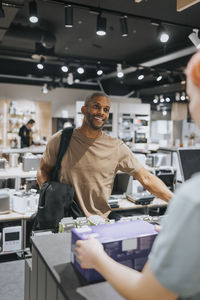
[178,149,200,181]
[111,173,130,195]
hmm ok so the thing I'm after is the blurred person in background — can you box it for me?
[19,119,35,148]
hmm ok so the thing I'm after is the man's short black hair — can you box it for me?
[84,92,109,107]
[27,119,35,125]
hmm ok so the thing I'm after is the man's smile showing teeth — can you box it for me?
[94,116,103,121]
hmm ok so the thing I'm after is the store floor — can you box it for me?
[0,259,24,300]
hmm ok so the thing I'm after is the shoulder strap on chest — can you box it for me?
[51,127,74,181]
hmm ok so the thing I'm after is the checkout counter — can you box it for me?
[26,233,124,300]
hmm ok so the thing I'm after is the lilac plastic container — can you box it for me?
[71,220,157,283]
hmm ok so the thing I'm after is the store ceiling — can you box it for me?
[0,0,200,103]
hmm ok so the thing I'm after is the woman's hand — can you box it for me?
[75,236,105,269]
[154,224,162,232]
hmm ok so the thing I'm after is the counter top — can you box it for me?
[112,197,168,211]
[0,166,37,178]
[0,211,34,221]
[0,145,46,154]
[32,233,123,300]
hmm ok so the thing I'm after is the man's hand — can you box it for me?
[75,236,105,269]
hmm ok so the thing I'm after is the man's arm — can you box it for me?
[134,167,173,202]
[75,237,178,300]
[37,157,53,188]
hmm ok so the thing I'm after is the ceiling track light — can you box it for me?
[29,0,38,24]
[0,0,5,18]
[188,29,200,49]
[117,63,124,78]
[96,13,107,36]
[175,92,180,101]
[153,95,159,103]
[96,61,103,76]
[37,56,45,70]
[157,24,169,43]
[42,83,48,94]
[65,5,73,28]
[97,68,103,76]
[180,92,186,101]
[77,66,84,74]
[67,72,74,85]
[61,64,68,73]
[138,74,144,80]
[159,94,165,102]
[156,74,163,82]
[120,15,128,37]
[162,110,167,116]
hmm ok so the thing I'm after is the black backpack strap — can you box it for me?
[51,127,74,181]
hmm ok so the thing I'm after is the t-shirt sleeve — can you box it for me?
[117,141,143,176]
[42,131,62,168]
[149,175,200,298]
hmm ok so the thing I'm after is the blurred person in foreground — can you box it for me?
[75,51,200,300]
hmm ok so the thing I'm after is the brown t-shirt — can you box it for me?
[43,128,142,219]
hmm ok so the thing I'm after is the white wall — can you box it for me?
[0,83,141,118]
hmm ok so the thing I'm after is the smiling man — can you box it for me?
[37,92,172,219]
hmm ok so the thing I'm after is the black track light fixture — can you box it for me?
[96,13,107,36]
[120,15,128,37]
[96,61,103,76]
[37,56,45,70]
[0,0,5,18]
[29,0,38,24]
[65,5,73,28]
[157,24,169,43]
[61,63,68,73]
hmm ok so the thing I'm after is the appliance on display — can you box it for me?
[118,113,134,142]
[108,195,121,208]
[22,153,42,171]
[126,193,154,205]
[134,132,148,143]
[154,167,176,191]
[9,153,19,168]
[12,190,39,214]
[0,158,7,169]
[146,153,170,167]
[134,114,149,144]
[25,178,39,192]
[71,220,157,282]
[177,149,200,181]
[0,193,10,214]
[2,226,22,252]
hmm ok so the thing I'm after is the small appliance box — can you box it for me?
[22,154,42,171]
[71,220,157,283]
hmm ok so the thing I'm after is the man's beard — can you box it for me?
[85,110,106,130]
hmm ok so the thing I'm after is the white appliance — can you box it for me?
[22,153,42,171]
[2,226,22,252]
[12,191,39,214]
[9,153,19,168]
[0,193,10,214]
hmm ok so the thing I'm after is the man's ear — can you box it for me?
[81,106,86,115]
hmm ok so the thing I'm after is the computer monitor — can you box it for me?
[111,173,130,195]
[177,149,200,181]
